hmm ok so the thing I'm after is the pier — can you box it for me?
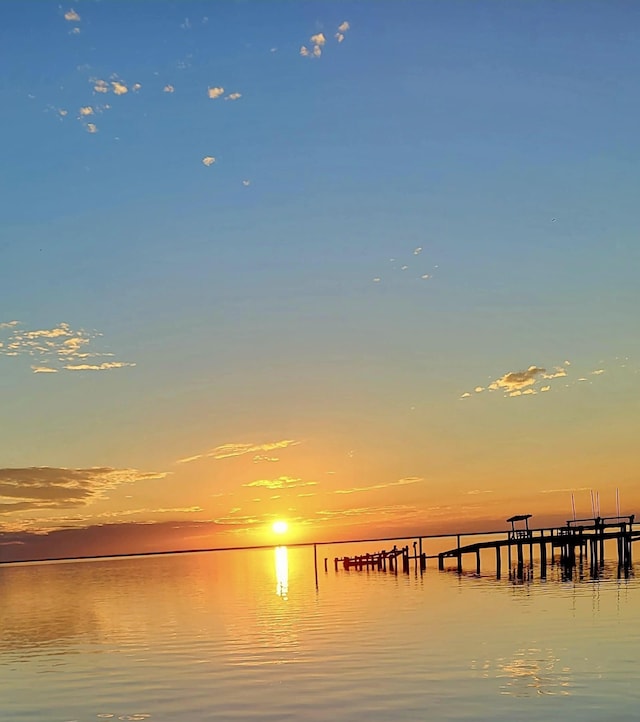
[330,543,426,574]
[321,514,638,581]
[437,514,636,579]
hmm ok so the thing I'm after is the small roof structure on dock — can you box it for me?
[507,514,532,534]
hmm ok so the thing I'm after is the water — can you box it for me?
[1,548,638,721]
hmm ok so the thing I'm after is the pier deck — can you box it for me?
[437,516,636,578]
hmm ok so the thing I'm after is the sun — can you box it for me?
[272,520,288,535]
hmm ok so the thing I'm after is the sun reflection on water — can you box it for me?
[275,546,288,599]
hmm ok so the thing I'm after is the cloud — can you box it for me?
[414,247,422,255]
[300,46,310,57]
[310,33,326,46]
[79,106,94,116]
[313,45,322,57]
[242,180,251,186]
[64,361,135,371]
[1,321,134,373]
[338,21,350,32]
[540,385,551,392]
[335,477,423,494]
[335,33,345,43]
[467,489,493,495]
[207,86,224,99]
[0,467,168,514]
[244,476,316,490]
[460,392,471,399]
[253,455,279,463]
[202,156,216,166]
[542,367,566,380]
[163,85,175,93]
[225,92,242,101]
[592,369,605,375]
[132,83,142,92]
[0,321,19,329]
[489,366,546,392]
[111,80,128,95]
[64,9,80,22]
[315,504,421,524]
[91,79,109,94]
[177,439,300,464]
[86,123,98,133]
[540,487,590,494]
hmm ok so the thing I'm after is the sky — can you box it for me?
[1,0,639,562]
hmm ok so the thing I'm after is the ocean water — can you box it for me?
[0,546,638,721]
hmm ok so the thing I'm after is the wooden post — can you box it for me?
[438,553,444,571]
[314,544,318,587]
[495,545,501,579]
[517,542,524,578]
[540,541,547,579]
[475,549,481,575]
[457,535,462,573]
[418,537,424,571]
[324,557,328,573]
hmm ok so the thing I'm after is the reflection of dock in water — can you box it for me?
[320,514,637,582]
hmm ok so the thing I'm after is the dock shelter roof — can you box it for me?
[506,514,532,523]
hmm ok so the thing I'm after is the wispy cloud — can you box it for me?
[91,78,110,94]
[64,361,135,371]
[0,321,19,329]
[335,477,423,495]
[0,467,168,514]
[0,321,134,373]
[244,476,316,490]
[177,439,300,464]
[225,92,242,101]
[253,455,279,463]
[540,487,590,494]
[314,504,421,525]
[489,366,546,392]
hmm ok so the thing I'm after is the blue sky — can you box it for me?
[1,0,639,558]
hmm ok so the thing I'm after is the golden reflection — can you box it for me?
[483,647,573,696]
[275,546,289,599]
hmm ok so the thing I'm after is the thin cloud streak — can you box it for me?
[176,440,300,464]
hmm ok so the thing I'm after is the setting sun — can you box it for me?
[272,520,288,535]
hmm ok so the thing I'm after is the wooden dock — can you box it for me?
[437,515,636,579]
[322,515,637,581]
[328,542,427,574]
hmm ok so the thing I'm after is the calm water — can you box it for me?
[1,546,638,721]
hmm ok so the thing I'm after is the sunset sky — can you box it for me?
[1,0,639,562]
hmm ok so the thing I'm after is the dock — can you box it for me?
[321,514,637,581]
[437,514,636,579]
[330,543,426,574]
